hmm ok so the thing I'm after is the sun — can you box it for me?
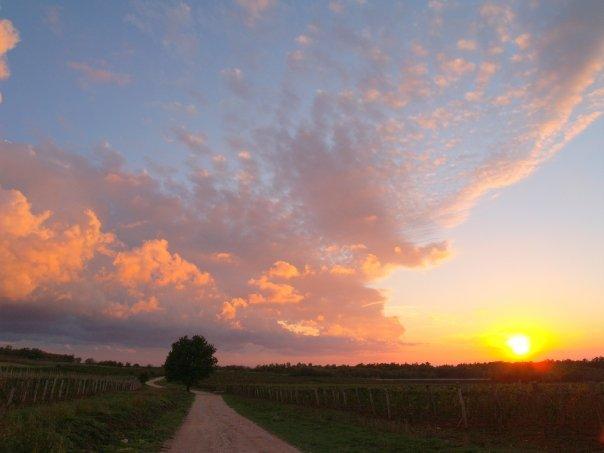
[507,334,531,356]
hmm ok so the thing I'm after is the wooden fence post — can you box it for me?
[58,379,65,399]
[50,378,57,401]
[427,385,435,423]
[42,379,49,401]
[7,387,15,406]
[458,385,468,429]
[369,388,375,415]
[314,388,320,406]
[33,379,40,403]
[385,388,391,419]
[21,380,28,403]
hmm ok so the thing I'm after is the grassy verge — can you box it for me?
[0,386,193,452]
[222,394,495,452]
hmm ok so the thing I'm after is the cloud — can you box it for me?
[43,6,62,36]
[248,262,304,305]
[220,68,250,98]
[0,19,20,80]
[113,239,212,290]
[0,1,603,362]
[236,0,276,26]
[0,186,113,299]
[104,296,164,319]
[68,62,131,86]
[172,126,209,154]
[457,39,476,51]
[125,1,198,58]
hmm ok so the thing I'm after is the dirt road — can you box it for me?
[146,376,164,388]
[166,390,299,453]
[146,378,298,452]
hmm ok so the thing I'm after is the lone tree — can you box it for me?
[164,335,217,391]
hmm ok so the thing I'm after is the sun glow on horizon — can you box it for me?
[507,334,531,356]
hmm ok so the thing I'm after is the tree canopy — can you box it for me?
[164,335,217,390]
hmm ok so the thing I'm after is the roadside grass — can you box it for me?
[0,386,193,453]
[222,394,498,452]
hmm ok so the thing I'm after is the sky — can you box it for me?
[0,0,602,365]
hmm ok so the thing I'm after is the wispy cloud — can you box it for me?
[68,62,131,86]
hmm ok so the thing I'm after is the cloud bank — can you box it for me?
[0,0,603,362]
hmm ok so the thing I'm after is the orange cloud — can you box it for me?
[113,239,212,290]
[104,296,163,319]
[219,297,248,321]
[267,260,300,279]
[0,18,19,80]
[248,261,304,304]
[278,319,320,336]
[0,187,113,299]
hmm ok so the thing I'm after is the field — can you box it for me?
[0,367,141,411]
[0,385,193,452]
[0,354,192,452]
[202,369,604,451]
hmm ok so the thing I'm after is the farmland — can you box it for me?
[201,362,604,451]
[0,347,192,452]
[0,366,140,410]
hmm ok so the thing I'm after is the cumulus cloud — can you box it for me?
[0,186,113,299]
[113,239,212,291]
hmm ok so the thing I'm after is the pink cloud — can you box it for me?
[236,0,276,25]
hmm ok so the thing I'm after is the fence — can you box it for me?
[0,367,141,411]
[220,382,604,436]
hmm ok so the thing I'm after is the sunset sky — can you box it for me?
[0,0,602,365]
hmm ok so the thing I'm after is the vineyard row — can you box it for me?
[0,374,141,410]
[220,382,604,436]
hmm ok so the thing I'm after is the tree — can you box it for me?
[164,335,217,391]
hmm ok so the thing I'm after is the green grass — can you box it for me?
[222,394,494,452]
[0,386,193,452]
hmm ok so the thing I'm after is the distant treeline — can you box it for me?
[0,345,79,363]
[221,357,604,382]
[0,345,153,368]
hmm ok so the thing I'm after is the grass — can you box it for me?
[222,394,497,452]
[0,386,193,452]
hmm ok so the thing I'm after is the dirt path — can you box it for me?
[165,390,299,453]
[146,377,298,452]
[146,376,164,388]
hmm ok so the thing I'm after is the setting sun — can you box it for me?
[507,334,531,356]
